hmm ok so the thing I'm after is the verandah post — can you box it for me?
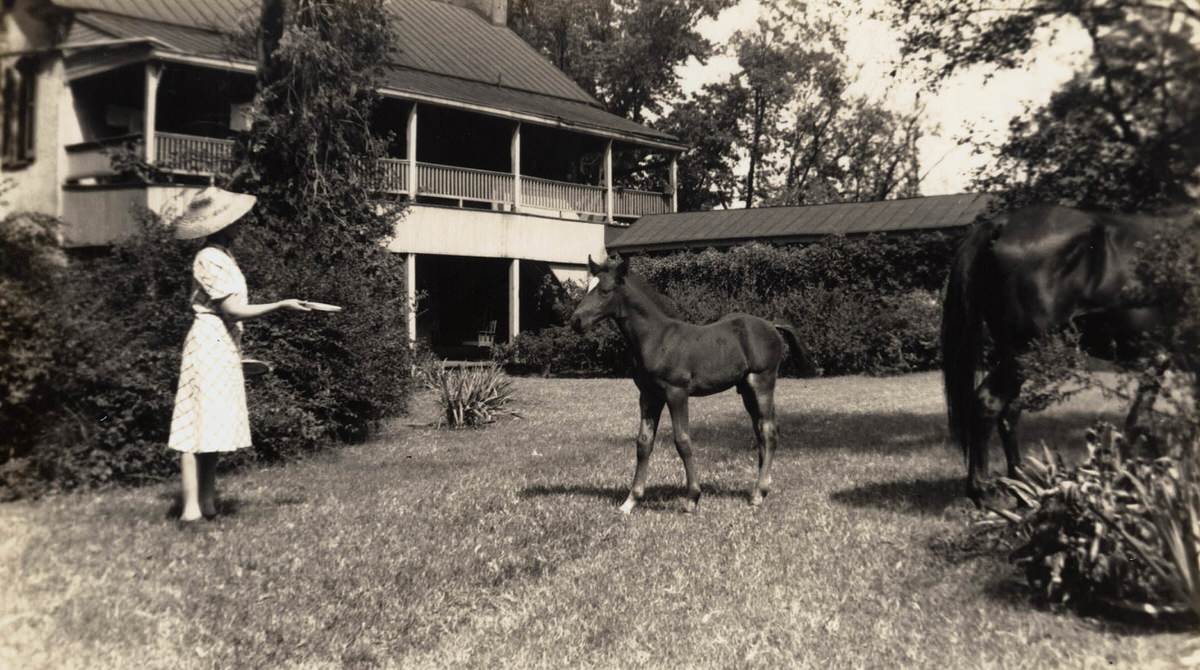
[406,102,418,198]
[144,62,162,164]
[511,122,521,211]
[604,139,613,223]
[670,153,678,213]
[508,258,520,341]
[406,253,417,343]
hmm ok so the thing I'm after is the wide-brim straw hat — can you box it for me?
[172,187,257,240]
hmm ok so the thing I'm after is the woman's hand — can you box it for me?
[279,299,313,312]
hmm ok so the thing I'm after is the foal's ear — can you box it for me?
[587,254,601,275]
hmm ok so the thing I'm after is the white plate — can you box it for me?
[242,359,272,377]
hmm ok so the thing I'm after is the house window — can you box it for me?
[2,57,38,169]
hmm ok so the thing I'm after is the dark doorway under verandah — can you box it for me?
[414,253,565,360]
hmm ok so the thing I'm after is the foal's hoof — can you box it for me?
[618,499,636,515]
[749,491,768,507]
[682,499,699,514]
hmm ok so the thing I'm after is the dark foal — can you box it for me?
[570,253,809,513]
[942,204,1198,502]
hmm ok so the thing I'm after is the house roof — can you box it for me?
[609,193,995,252]
[52,0,681,147]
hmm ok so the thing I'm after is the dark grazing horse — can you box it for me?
[942,204,1197,501]
[570,253,810,513]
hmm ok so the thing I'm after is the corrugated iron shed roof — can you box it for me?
[53,0,679,145]
[609,193,995,252]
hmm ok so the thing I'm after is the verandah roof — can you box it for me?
[52,0,683,149]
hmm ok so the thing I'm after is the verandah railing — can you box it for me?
[155,132,236,175]
[523,176,606,216]
[417,162,514,206]
[614,188,672,217]
[65,132,671,218]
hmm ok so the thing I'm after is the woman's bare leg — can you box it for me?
[198,453,218,518]
[180,453,202,522]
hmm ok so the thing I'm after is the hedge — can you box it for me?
[499,233,955,378]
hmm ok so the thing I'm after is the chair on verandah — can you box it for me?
[462,320,498,350]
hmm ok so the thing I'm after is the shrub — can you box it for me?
[0,212,68,467]
[988,428,1181,613]
[421,361,517,428]
[497,323,629,377]
[502,236,950,378]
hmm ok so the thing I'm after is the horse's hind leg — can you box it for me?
[1124,356,1169,444]
[969,364,1020,498]
[738,382,763,445]
[621,391,665,514]
[745,372,778,507]
[998,401,1023,479]
[665,389,702,513]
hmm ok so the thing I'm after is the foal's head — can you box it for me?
[570,253,630,333]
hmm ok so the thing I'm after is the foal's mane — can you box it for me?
[624,273,683,320]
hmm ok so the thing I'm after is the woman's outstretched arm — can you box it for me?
[218,295,311,321]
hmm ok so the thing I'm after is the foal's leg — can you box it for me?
[620,391,665,514]
[746,372,779,507]
[666,388,702,513]
[738,382,763,445]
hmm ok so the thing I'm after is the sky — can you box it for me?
[676,1,1093,196]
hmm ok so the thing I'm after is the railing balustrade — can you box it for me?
[63,132,672,218]
[418,161,513,206]
[523,175,606,216]
[376,158,410,194]
[156,132,236,175]
[614,188,672,218]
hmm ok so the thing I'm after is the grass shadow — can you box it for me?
[159,491,304,521]
[519,482,750,507]
[829,475,963,517]
[692,408,1124,454]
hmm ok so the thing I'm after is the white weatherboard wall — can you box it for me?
[388,204,607,266]
[60,185,202,246]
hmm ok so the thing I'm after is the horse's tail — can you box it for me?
[942,221,995,461]
[775,324,819,377]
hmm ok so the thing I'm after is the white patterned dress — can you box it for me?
[168,245,252,453]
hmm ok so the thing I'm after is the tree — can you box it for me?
[776,95,924,205]
[729,19,808,207]
[237,0,413,440]
[890,0,1200,209]
[659,81,745,210]
[509,0,733,123]
[678,1,923,208]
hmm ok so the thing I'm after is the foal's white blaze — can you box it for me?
[587,276,600,293]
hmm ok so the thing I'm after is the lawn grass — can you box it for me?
[2,372,1196,669]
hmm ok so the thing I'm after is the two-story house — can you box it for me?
[2,0,683,355]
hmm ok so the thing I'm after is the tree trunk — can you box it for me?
[259,0,288,98]
[746,95,766,208]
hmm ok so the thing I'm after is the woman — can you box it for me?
[168,187,311,523]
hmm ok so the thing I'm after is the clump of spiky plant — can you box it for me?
[421,362,518,429]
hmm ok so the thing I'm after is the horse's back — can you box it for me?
[982,204,1190,347]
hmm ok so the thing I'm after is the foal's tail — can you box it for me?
[775,324,819,377]
[942,221,995,461]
